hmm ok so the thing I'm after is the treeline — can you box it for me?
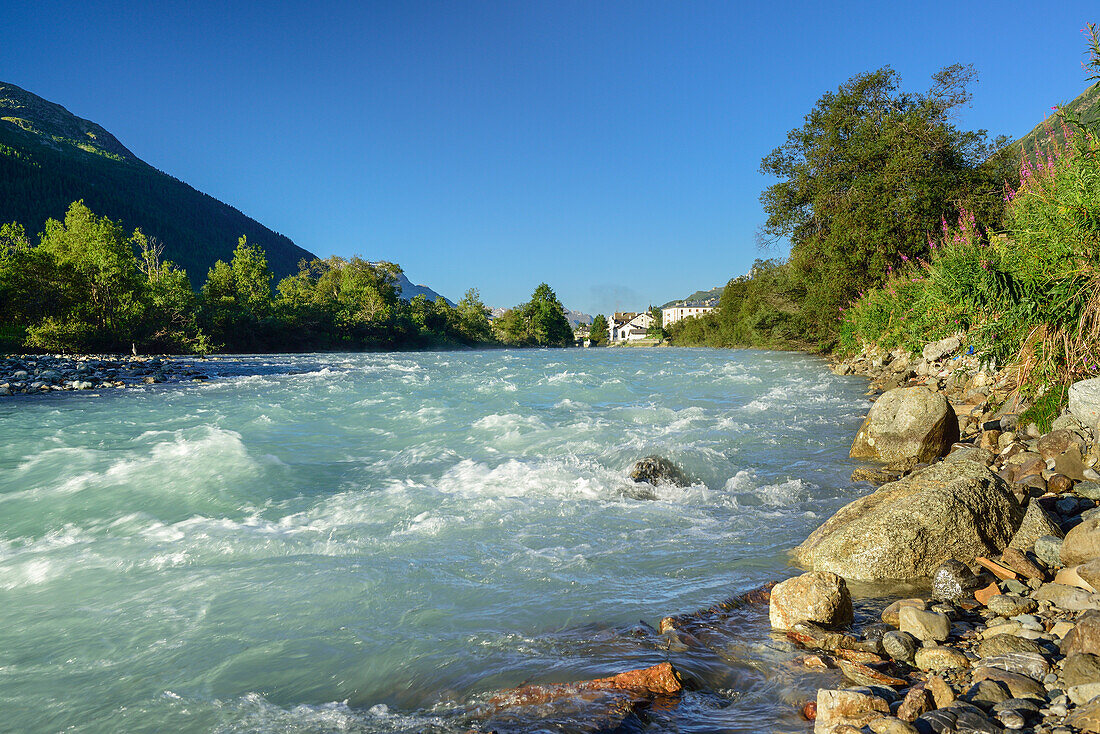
[0,201,513,353]
[669,62,1017,350]
[673,24,1100,415]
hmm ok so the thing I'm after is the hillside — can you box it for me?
[1015,81,1100,154]
[0,81,315,282]
[661,285,724,309]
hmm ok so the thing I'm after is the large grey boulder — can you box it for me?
[793,460,1023,581]
[627,456,690,487]
[1070,378,1100,428]
[923,336,962,362]
[850,387,959,463]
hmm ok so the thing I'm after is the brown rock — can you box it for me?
[927,675,955,707]
[1056,444,1090,481]
[914,645,970,671]
[814,689,890,734]
[769,571,854,630]
[836,659,908,687]
[1039,429,1084,460]
[895,683,932,721]
[1056,564,1097,592]
[971,667,1047,699]
[786,622,871,653]
[1078,559,1100,592]
[832,648,885,664]
[802,700,817,720]
[975,555,1019,580]
[980,430,1001,451]
[974,581,1001,605]
[486,661,682,708]
[1067,698,1100,733]
[1000,547,1046,580]
[881,598,927,627]
[1050,473,1076,494]
[868,717,919,734]
[1065,652,1100,688]
[1065,614,1100,657]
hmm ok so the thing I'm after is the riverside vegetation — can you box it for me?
[0,200,575,361]
[671,25,1100,427]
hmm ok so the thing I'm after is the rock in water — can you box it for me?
[814,689,890,733]
[1070,377,1100,428]
[769,571,854,630]
[627,456,690,487]
[850,386,959,463]
[793,460,1023,581]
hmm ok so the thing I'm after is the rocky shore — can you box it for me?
[0,354,212,395]
[769,338,1100,734]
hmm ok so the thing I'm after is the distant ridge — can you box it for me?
[661,285,724,309]
[0,81,316,282]
[1015,81,1100,155]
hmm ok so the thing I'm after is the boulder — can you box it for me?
[1064,614,1100,657]
[769,571,854,630]
[814,689,890,734]
[1065,653,1100,688]
[882,630,919,664]
[914,645,970,672]
[1063,516,1100,566]
[923,336,962,362]
[627,456,690,487]
[1009,501,1063,551]
[850,387,959,463]
[1034,582,1100,611]
[793,461,1023,581]
[1034,535,1064,569]
[1070,378,1100,428]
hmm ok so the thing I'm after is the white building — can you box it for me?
[662,304,714,328]
[609,311,654,342]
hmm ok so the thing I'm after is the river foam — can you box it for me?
[0,348,869,732]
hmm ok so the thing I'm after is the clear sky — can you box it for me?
[3,1,1097,315]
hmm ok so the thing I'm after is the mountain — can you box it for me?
[1015,81,1100,155]
[392,270,455,306]
[0,81,315,283]
[661,285,724,309]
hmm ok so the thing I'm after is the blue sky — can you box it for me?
[3,1,1097,315]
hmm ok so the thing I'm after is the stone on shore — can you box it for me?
[769,571,853,630]
[1070,377,1100,428]
[814,689,890,734]
[1063,516,1100,566]
[793,461,1023,580]
[882,630,919,664]
[899,607,950,642]
[1064,614,1100,656]
[931,559,981,602]
[627,456,690,487]
[923,336,962,362]
[914,645,970,672]
[849,386,959,463]
[1009,501,1063,551]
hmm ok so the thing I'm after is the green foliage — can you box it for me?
[0,201,500,354]
[495,283,574,347]
[589,314,609,345]
[759,65,1014,344]
[669,259,810,349]
[1019,385,1071,434]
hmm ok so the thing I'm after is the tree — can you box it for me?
[589,314,609,345]
[759,65,1014,342]
[494,283,573,347]
[456,288,493,344]
[200,235,275,348]
[647,306,665,340]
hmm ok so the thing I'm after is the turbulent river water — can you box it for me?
[0,348,877,733]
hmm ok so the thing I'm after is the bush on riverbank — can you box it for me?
[841,77,1100,401]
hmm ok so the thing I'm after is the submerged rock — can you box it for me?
[627,456,690,487]
[793,461,1023,580]
[850,386,959,464]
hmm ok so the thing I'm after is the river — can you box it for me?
[0,348,873,732]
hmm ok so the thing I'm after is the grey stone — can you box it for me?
[972,667,1048,699]
[986,594,1038,617]
[900,607,951,642]
[980,652,1051,681]
[1034,535,1064,568]
[628,456,690,487]
[1034,583,1100,610]
[933,559,982,602]
[1070,378,1100,428]
[882,630,919,664]
[914,645,970,672]
[1079,482,1100,501]
[924,336,962,362]
[794,461,1023,581]
[850,386,960,464]
[977,635,1045,659]
[966,678,1011,709]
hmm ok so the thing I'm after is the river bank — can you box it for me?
[0,353,213,395]
[766,339,1100,734]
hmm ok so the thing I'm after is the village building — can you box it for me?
[661,304,714,328]
[608,311,654,342]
